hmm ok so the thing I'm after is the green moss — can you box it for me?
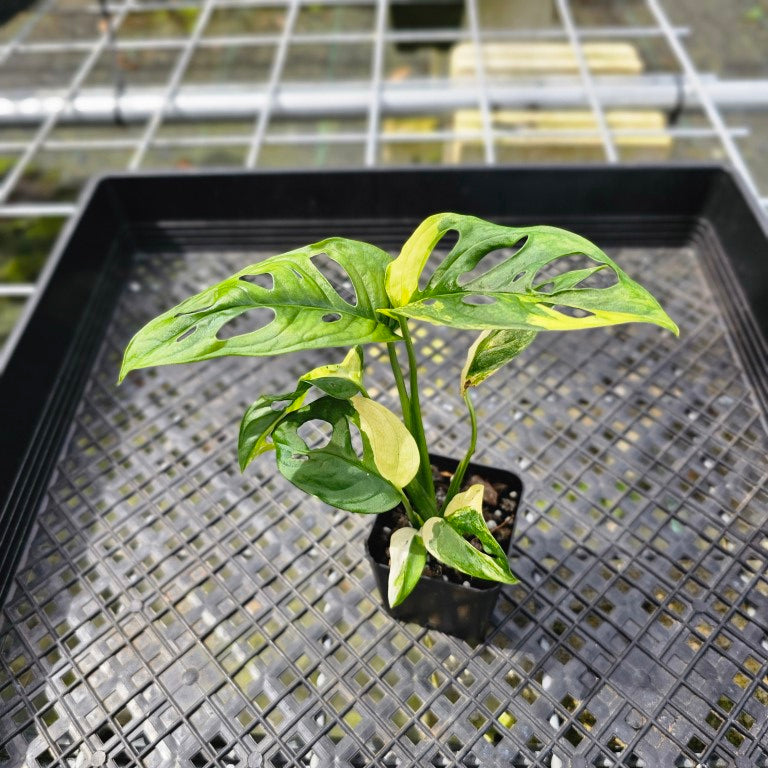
[0,218,64,283]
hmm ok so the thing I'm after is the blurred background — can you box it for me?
[1,0,767,356]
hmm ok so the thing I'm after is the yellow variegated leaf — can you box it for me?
[351,395,419,489]
[444,483,484,517]
[385,214,445,307]
[388,528,427,607]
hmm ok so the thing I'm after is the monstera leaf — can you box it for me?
[238,347,366,471]
[272,395,418,514]
[460,329,538,393]
[421,518,517,584]
[383,213,679,335]
[388,528,427,607]
[119,239,398,382]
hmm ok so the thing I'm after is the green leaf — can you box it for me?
[443,484,516,579]
[238,386,309,471]
[300,345,367,399]
[381,214,679,336]
[238,346,367,471]
[388,527,427,607]
[421,517,517,584]
[461,329,538,392]
[119,239,398,382]
[351,395,419,489]
[272,396,401,514]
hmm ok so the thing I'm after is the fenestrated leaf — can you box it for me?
[119,239,399,382]
[460,329,538,392]
[239,346,367,471]
[238,387,308,471]
[421,517,517,584]
[351,395,419,489]
[272,396,402,514]
[300,345,366,399]
[388,527,427,607]
[381,213,679,336]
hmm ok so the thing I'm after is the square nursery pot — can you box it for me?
[366,454,523,643]
[390,0,465,50]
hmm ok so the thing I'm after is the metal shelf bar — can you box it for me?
[554,0,617,162]
[5,77,768,126]
[0,203,77,217]
[128,0,218,170]
[364,0,387,166]
[0,4,132,204]
[465,0,494,164]
[0,24,693,54]
[244,0,301,168]
[645,0,760,199]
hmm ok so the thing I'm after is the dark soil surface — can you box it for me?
[369,463,520,589]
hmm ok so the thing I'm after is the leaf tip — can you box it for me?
[117,359,131,385]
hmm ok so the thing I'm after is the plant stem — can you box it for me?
[397,317,437,511]
[441,388,478,513]
[399,491,424,527]
[387,342,411,431]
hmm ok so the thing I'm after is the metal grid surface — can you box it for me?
[1,232,767,767]
[1,0,768,354]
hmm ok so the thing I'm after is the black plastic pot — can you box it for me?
[390,0,465,51]
[366,454,523,643]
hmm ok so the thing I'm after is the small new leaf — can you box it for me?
[300,345,366,399]
[443,484,484,517]
[239,347,367,471]
[461,329,537,392]
[387,528,427,607]
[351,395,419,489]
[444,484,516,578]
[421,517,517,584]
[238,387,308,471]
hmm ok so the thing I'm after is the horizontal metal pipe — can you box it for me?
[0,76,766,125]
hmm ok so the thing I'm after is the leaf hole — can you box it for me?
[322,313,342,323]
[313,252,358,306]
[534,252,617,291]
[297,419,334,450]
[217,307,276,339]
[457,235,528,288]
[461,295,497,305]
[239,273,274,290]
[176,326,197,343]
[349,422,365,459]
[419,229,459,291]
[291,268,304,280]
[422,298,437,306]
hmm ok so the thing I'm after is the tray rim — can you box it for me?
[1,162,767,607]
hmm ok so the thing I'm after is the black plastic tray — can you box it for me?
[1,167,767,767]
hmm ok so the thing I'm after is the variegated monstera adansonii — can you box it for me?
[120,214,678,606]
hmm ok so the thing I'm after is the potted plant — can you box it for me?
[119,213,677,641]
